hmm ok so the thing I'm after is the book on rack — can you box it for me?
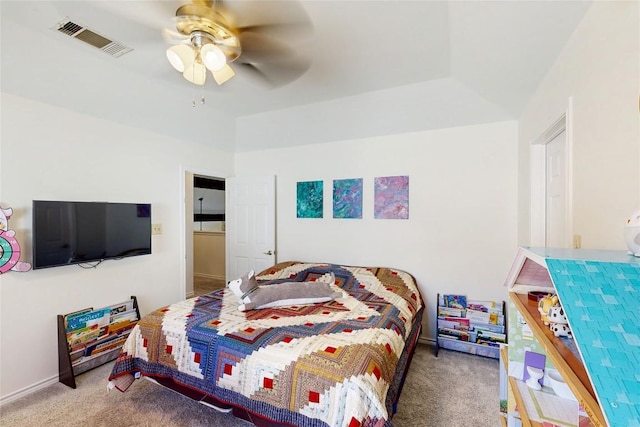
[84,330,132,357]
[438,327,470,342]
[63,307,92,330]
[108,318,137,336]
[66,324,106,348]
[466,308,504,326]
[110,308,138,324]
[476,329,507,344]
[65,307,111,333]
[438,306,464,318]
[467,300,503,315]
[443,294,467,310]
[475,339,501,348]
[471,321,505,334]
[438,317,471,331]
[108,299,135,316]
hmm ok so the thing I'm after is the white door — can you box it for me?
[545,129,568,247]
[226,175,276,281]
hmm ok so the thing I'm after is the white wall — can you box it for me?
[0,94,234,401]
[235,77,512,152]
[234,121,519,342]
[518,1,640,248]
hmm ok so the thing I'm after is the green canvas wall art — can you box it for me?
[296,180,323,218]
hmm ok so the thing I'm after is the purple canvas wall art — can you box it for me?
[374,176,409,219]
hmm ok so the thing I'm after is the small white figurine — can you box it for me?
[526,366,544,391]
[624,209,640,257]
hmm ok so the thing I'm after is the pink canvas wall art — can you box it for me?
[374,176,409,219]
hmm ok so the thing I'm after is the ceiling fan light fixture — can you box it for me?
[201,43,227,72]
[166,44,194,72]
[183,61,207,85]
[211,64,235,85]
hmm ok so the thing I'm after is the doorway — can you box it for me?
[181,171,277,299]
[193,175,227,295]
[183,169,228,299]
[530,106,573,248]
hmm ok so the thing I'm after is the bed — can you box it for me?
[108,262,424,427]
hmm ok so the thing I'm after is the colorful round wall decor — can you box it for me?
[0,206,32,274]
[0,230,22,273]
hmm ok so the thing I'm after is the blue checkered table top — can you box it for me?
[528,248,640,427]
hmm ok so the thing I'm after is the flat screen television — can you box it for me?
[32,200,152,269]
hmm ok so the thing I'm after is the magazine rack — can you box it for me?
[57,296,140,389]
[435,293,505,359]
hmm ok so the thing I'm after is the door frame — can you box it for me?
[529,98,574,247]
[180,165,229,300]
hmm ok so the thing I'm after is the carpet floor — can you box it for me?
[194,277,226,296]
[0,344,499,426]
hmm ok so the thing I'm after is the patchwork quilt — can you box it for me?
[108,262,424,427]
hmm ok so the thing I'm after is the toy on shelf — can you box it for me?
[523,350,546,390]
[525,366,544,390]
[537,294,558,325]
[547,303,573,339]
[537,293,573,338]
[0,206,31,274]
[624,209,640,257]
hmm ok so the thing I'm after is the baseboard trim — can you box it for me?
[194,273,225,281]
[418,336,435,346]
[0,374,58,406]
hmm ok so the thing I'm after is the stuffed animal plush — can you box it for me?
[228,270,342,311]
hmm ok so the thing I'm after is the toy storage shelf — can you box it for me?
[509,292,602,426]
[505,247,640,427]
[435,293,505,359]
[57,296,140,389]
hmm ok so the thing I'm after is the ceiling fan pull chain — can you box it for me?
[192,73,198,108]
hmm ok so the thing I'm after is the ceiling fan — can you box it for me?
[164,0,313,88]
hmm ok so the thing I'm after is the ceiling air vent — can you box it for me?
[53,19,133,58]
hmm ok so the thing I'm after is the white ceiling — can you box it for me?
[0,1,592,152]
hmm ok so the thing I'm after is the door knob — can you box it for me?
[263,250,273,255]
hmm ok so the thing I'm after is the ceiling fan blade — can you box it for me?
[162,27,190,45]
[236,21,313,42]
[213,0,313,45]
[238,31,298,63]
[238,55,311,88]
[236,26,312,88]
[236,62,275,88]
